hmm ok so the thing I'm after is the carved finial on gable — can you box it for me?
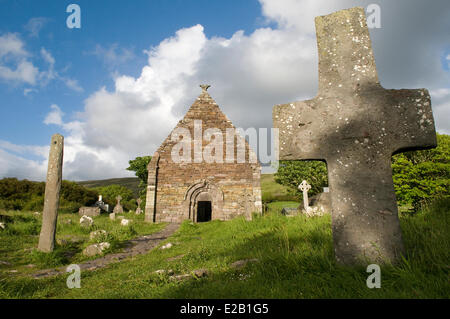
[200,84,211,93]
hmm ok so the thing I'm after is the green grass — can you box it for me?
[0,198,448,299]
[261,174,298,202]
[0,211,165,274]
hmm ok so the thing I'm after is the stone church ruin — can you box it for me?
[145,85,263,223]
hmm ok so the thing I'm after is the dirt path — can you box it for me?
[32,223,180,279]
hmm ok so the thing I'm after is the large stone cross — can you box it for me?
[273,7,437,265]
[116,195,122,205]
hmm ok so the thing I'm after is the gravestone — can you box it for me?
[113,195,123,214]
[38,134,64,252]
[78,206,101,217]
[298,180,311,211]
[273,7,437,264]
[135,198,142,215]
[281,207,299,217]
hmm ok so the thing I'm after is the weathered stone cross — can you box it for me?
[298,180,311,211]
[273,7,437,265]
[116,195,122,205]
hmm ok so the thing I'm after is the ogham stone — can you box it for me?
[273,7,437,264]
[38,134,64,252]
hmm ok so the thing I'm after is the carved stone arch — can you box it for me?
[183,180,224,221]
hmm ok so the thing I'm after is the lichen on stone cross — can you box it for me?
[116,195,122,204]
[273,7,437,265]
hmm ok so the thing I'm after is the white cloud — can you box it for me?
[0,33,28,58]
[38,48,82,92]
[0,33,38,84]
[0,60,39,85]
[430,89,450,135]
[0,33,82,91]
[0,148,47,181]
[88,43,135,68]
[24,17,48,38]
[259,0,346,32]
[62,77,83,92]
[44,104,64,126]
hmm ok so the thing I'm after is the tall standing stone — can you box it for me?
[145,152,159,222]
[38,134,64,252]
[273,7,437,264]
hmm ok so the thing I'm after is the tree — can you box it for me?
[92,184,136,211]
[392,133,449,210]
[274,160,328,199]
[126,156,152,195]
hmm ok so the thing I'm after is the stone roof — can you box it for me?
[154,85,260,166]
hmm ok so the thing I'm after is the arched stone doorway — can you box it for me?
[183,180,224,222]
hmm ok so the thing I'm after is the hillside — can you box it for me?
[77,177,140,197]
[76,174,295,202]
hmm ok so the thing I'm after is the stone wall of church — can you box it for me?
[145,88,262,223]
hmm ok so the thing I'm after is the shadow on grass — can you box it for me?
[153,217,353,299]
[154,199,450,299]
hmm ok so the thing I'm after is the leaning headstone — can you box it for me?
[79,215,94,228]
[281,207,299,217]
[273,7,437,264]
[82,242,110,257]
[109,213,116,220]
[113,195,123,214]
[135,198,142,215]
[38,134,64,252]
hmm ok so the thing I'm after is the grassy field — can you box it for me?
[260,174,298,202]
[0,211,164,276]
[0,196,448,299]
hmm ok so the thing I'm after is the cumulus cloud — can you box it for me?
[0,60,39,85]
[0,33,38,84]
[0,33,28,58]
[1,0,449,180]
[0,33,82,91]
[0,148,47,181]
[44,104,64,126]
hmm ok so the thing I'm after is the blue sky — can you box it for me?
[0,0,449,181]
[0,0,262,145]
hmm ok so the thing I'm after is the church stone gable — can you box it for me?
[145,85,262,223]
